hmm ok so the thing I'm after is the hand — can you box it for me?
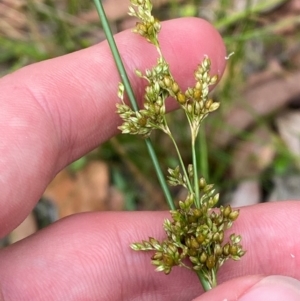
[0,17,300,300]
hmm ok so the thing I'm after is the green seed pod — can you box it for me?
[163,76,172,87]
[196,233,205,244]
[210,74,218,85]
[195,81,202,90]
[186,87,193,97]
[209,102,220,112]
[218,230,224,243]
[189,248,197,256]
[229,245,238,256]
[168,244,178,255]
[177,92,186,104]
[194,101,201,115]
[206,255,215,269]
[200,251,208,263]
[223,205,232,218]
[202,72,209,83]
[172,82,180,94]
[212,232,220,242]
[223,243,230,256]
[193,88,202,99]
[203,57,211,69]
[185,237,191,248]
[205,99,213,109]
[189,256,199,265]
[162,254,174,266]
[187,103,193,114]
[230,234,242,244]
[229,210,239,221]
[137,23,147,34]
[159,105,166,115]
[193,208,202,218]
[214,244,223,256]
[190,237,200,249]
[151,252,163,260]
[199,177,207,189]
[138,117,147,126]
[188,215,198,223]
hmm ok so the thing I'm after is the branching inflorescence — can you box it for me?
[116,0,245,291]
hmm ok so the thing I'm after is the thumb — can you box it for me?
[192,275,300,301]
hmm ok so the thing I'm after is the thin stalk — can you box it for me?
[187,115,200,208]
[195,270,212,292]
[93,0,137,111]
[166,128,193,194]
[192,135,200,208]
[93,0,174,210]
[198,125,209,180]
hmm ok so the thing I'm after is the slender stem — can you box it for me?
[211,268,217,288]
[93,0,174,209]
[196,270,212,292]
[145,139,175,210]
[166,127,193,194]
[192,133,200,208]
[198,125,209,180]
[93,0,137,111]
[186,114,200,208]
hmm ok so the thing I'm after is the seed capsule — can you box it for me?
[199,177,207,189]
[200,252,207,263]
[229,210,239,221]
[206,255,215,269]
[190,237,200,249]
[205,99,213,109]
[163,76,172,87]
[193,89,201,99]
[223,205,232,218]
[196,234,205,244]
[172,82,179,93]
[162,254,174,266]
[229,245,238,256]
[223,243,230,256]
[210,74,218,85]
[214,244,223,256]
[177,92,186,104]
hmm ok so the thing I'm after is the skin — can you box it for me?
[0,17,300,300]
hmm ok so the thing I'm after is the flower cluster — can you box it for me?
[117,57,171,137]
[116,0,245,291]
[131,178,245,288]
[117,55,219,140]
[160,58,220,136]
[128,0,161,47]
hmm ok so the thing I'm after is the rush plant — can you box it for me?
[94,0,245,292]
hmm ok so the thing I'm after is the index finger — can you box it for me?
[0,18,226,236]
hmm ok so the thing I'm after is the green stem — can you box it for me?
[195,270,213,292]
[166,127,193,194]
[186,115,200,207]
[192,133,200,208]
[93,0,174,209]
[93,0,137,111]
[198,125,209,180]
[145,139,175,210]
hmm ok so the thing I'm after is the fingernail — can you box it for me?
[239,276,300,301]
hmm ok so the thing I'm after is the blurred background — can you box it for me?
[1,0,300,245]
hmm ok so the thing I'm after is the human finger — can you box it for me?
[192,275,300,301]
[0,201,300,300]
[0,18,226,236]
